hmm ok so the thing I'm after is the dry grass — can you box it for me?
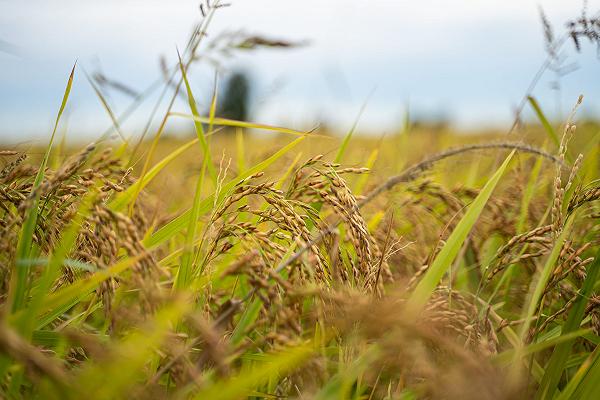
[0,115,599,399]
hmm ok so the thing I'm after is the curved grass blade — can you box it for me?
[84,69,127,144]
[570,352,600,400]
[109,137,199,211]
[145,135,306,248]
[32,255,142,329]
[169,111,321,137]
[406,150,515,313]
[556,345,600,400]
[494,328,592,365]
[9,62,76,313]
[276,152,302,190]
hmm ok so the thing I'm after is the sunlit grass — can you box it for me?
[1,2,600,399]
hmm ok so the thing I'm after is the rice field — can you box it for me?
[1,2,600,400]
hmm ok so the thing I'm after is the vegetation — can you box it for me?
[1,2,600,399]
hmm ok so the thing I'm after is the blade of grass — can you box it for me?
[334,93,371,163]
[177,49,217,183]
[84,69,127,144]
[31,255,142,329]
[512,218,575,379]
[406,150,515,312]
[494,328,592,365]
[230,297,262,345]
[556,345,600,400]
[174,150,209,290]
[126,76,183,215]
[354,148,378,196]
[579,130,600,184]
[109,137,199,211]
[208,71,218,136]
[9,62,76,313]
[528,96,560,148]
[314,345,381,400]
[169,112,321,137]
[536,246,600,399]
[16,187,99,336]
[192,343,314,400]
[14,258,97,273]
[236,127,246,174]
[275,152,302,190]
[145,135,306,248]
[516,153,544,233]
[493,152,547,307]
[367,210,385,233]
[51,124,68,170]
[571,352,600,399]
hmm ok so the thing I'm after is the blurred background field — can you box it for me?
[2,0,600,141]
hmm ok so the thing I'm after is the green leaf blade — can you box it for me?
[406,150,515,312]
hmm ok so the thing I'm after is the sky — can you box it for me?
[0,0,599,142]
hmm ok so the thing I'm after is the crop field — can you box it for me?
[1,2,600,400]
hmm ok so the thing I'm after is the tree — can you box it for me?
[217,71,250,122]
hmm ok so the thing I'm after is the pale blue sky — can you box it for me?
[0,0,599,142]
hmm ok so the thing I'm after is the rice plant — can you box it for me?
[1,1,600,399]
